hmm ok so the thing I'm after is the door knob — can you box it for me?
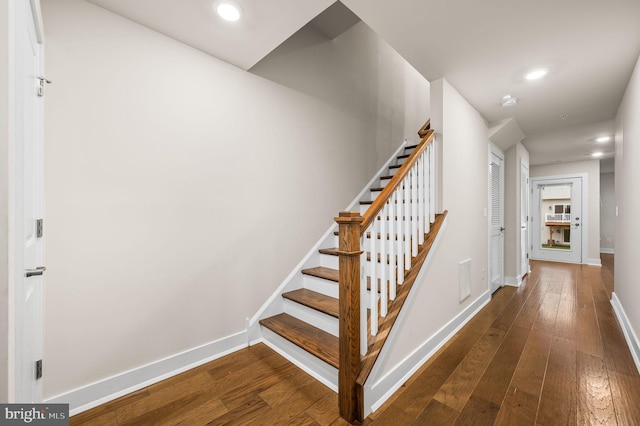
[500,227,505,232]
[25,266,46,278]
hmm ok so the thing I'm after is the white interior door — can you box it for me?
[489,149,504,293]
[531,177,582,263]
[14,0,45,402]
[520,162,529,276]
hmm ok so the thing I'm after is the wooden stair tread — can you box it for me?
[260,313,339,369]
[319,247,339,256]
[360,199,420,205]
[405,144,418,150]
[319,247,397,263]
[397,153,410,159]
[389,164,402,169]
[301,266,338,282]
[333,231,409,240]
[283,288,339,318]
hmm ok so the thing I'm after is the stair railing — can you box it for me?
[335,128,437,422]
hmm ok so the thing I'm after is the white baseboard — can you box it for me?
[504,275,522,287]
[586,258,602,266]
[365,288,491,414]
[611,293,640,375]
[600,248,615,254]
[45,331,248,416]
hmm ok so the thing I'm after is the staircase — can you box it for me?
[254,121,446,423]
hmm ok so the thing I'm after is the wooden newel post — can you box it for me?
[335,211,364,423]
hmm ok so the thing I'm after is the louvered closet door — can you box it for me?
[489,150,505,293]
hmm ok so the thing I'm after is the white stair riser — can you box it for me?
[261,328,338,392]
[320,253,338,269]
[303,275,338,298]
[283,299,338,337]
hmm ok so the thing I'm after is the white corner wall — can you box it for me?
[530,160,601,265]
[613,53,640,373]
[40,0,430,409]
[364,78,490,413]
[504,142,530,285]
[600,172,615,253]
[0,0,11,403]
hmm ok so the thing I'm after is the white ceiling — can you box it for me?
[86,0,640,165]
[85,0,335,70]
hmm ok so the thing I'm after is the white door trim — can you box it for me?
[10,0,45,402]
[520,160,530,277]
[530,173,588,264]
[488,144,505,293]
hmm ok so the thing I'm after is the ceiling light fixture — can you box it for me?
[595,136,612,143]
[215,1,242,21]
[501,95,518,108]
[525,68,549,81]
[592,152,604,158]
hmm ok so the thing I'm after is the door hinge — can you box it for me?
[35,359,42,380]
[36,219,43,238]
[37,76,52,97]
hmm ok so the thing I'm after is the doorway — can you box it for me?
[520,161,529,277]
[13,0,45,402]
[489,147,505,293]
[531,176,583,263]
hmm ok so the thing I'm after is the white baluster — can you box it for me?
[424,147,431,234]
[404,173,412,269]
[389,191,397,299]
[370,217,378,336]
[360,234,367,356]
[429,143,436,223]
[418,155,425,244]
[396,182,405,284]
[411,166,418,256]
[380,202,388,317]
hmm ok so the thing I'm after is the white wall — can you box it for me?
[504,142,530,284]
[0,0,11,403]
[41,0,430,402]
[530,160,601,264]
[614,52,640,370]
[600,172,615,253]
[365,79,490,408]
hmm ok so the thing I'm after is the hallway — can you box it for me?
[70,255,640,425]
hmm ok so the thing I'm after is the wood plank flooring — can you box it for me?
[71,255,640,425]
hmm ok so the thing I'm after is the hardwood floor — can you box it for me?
[71,255,640,425]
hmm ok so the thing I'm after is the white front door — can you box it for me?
[531,177,583,263]
[520,162,529,276]
[489,148,505,293]
[14,0,45,402]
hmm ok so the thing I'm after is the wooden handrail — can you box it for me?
[360,129,435,232]
[418,118,431,138]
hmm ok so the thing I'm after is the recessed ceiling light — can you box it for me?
[596,136,612,143]
[501,95,518,108]
[592,152,604,158]
[525,68,549,81]
[215,1,242,21]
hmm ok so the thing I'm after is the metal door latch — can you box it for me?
[25,266,46,277]
[36,76,52,97]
